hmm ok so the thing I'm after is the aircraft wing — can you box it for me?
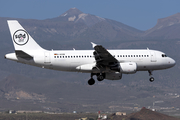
[91,42,119,70]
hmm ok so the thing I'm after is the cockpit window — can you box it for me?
[162,54,167,57]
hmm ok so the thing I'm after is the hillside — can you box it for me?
[111,108,180,120]
[144,13,180,39]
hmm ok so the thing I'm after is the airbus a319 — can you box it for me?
[5,20,176,85]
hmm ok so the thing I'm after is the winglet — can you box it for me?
[91,42,97,48]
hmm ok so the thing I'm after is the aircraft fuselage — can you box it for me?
[5,49,175,73]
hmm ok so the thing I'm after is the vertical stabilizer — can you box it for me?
[7,20,44,51]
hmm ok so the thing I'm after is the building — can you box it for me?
[116,112,126,116]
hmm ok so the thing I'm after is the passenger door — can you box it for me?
[150,51,157,62]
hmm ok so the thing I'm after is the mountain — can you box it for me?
[3,8,143,46]
[111,108,180,120]
[144,13,180,39]
[46,8,143,43]
[57,7,105,26]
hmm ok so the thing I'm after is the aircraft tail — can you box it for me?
[7,20,44,51]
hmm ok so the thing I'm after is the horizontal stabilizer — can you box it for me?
[15,50,33,60]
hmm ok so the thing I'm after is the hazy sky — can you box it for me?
[0,0,180,30]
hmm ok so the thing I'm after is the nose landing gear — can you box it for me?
[149,77,154,82]
[148,70,154,82]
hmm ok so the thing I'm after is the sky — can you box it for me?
[0,0,180,31]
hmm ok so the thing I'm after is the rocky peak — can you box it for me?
[60,7,105,26]
[60,7,83,17]
[144,13,180,38]
[155,13,180,29]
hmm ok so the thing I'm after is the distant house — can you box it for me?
[101,114,107,119]
[8,110,16,114]
[116,112,126,116]
[98,114,107,120]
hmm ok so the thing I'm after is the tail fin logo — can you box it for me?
[13,30,29,45]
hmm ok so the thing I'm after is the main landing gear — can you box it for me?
[148,70,154,82]
[88,78,95,85]
[88,73,105,85]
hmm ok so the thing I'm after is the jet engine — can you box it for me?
[120,62,137,74]
[110,62,137,74]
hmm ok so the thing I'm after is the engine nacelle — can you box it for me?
[105,72,122,80]
[76,63,96,72]
[120,62,137,74]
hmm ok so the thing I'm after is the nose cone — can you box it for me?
[169,58,176,67]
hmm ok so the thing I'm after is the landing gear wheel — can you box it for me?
[97,75,104,81]
[88,78,95,85]
[149,77,154,82]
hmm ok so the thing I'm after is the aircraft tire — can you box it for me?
[88,78,95,85]
[97,75,104,81]
[149,77,154,82]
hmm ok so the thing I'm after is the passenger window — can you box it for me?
[128,55,130,57]
[136,55,138,57]
[57,56,59,58]
[144,55,146,57]
[147,55,149,57]
[54,56,56,58]
[120,55,122,57]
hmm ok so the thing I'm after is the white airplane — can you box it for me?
[5,20,176,85]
